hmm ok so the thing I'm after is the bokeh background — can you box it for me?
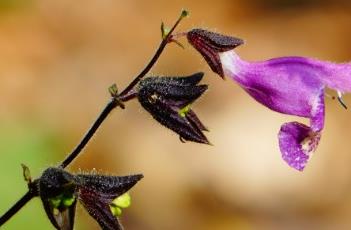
[1,0,351,229]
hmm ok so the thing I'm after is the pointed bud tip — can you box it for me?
[206,140,214,146]
[132,174,144,185]
[201,137,212,145]
[133,174,144,180]
[202,140,211,145]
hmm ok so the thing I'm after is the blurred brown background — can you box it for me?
[1,0,351,229]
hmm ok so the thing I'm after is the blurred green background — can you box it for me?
[1,0,351,229]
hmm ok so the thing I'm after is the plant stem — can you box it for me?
[0,191,35,226]
[118,11,186,98]
[59,98,119,168]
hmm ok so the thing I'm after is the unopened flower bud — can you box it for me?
[137,72,210,144]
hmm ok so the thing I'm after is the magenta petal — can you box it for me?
[278,122,321,171]
[310,89,325,132]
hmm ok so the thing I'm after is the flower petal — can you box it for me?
[278,122,321,171]
[315,63,351,93]
[77,174,143,230]
[310,89,325,132]
[78,187,123,230]
[186,28,350,170]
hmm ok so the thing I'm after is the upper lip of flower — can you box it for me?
[187,28,244,52]
[137,72,210,144]
[187,28,244,78]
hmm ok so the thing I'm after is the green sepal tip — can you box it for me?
[48,193,76,209]
[110,206,122,217]
[112,193,131,209]
[109,193,131,217]
[178,104,191,118]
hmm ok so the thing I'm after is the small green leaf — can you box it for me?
[161,22,170,39]
[109,84,118,97]
[21,163,31,184]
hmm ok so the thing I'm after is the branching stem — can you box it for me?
[59,10,187,168]
[0,10,188,226]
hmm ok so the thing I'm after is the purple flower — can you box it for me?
[187,28,351,171]
[39,167,143,230]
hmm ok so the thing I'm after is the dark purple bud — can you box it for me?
[137,72,210,144]
[39,167,77,230]
[76,174,143,230]
[38,167,143,230]
[187,28,244,78]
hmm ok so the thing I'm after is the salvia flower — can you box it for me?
[137,72,210,144]
[187,28,351,171]
[39,167,143,230]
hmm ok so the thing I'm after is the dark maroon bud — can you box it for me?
[187,28,244,78]
[38,167,143,230]
[137,72,210,144]
[39,167,77,230]
[76,174,143,230]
